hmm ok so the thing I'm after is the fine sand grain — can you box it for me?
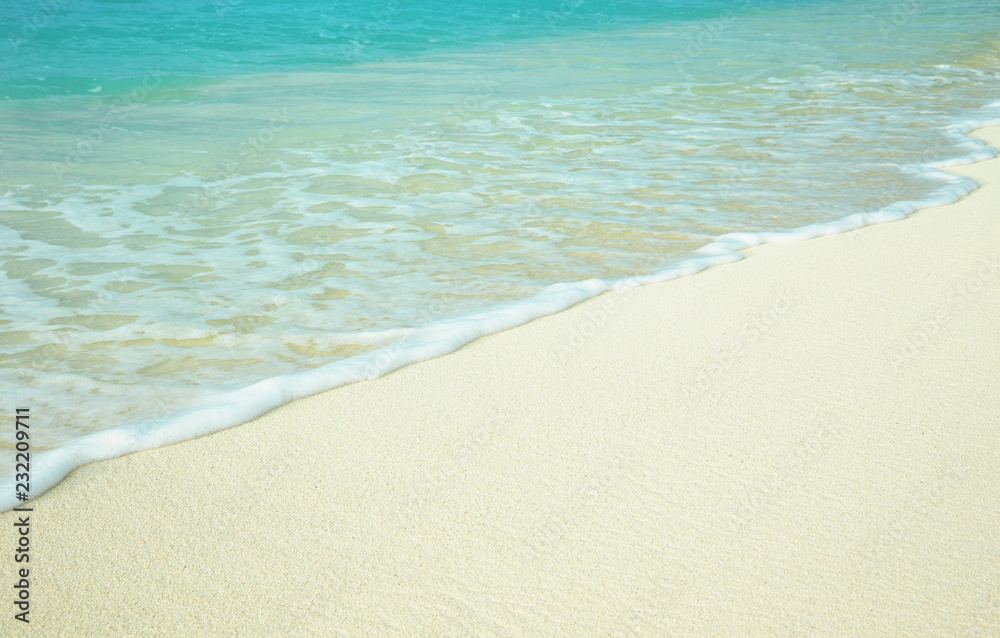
[3,129,1000,637]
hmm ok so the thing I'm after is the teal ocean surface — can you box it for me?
[2,0,1000,502]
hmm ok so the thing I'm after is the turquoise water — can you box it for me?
[1,0,779,100]
[2,0,1000,458]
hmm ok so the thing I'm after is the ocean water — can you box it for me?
[2,0,1000,504]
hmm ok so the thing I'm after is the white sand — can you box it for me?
[3,129,1000,637]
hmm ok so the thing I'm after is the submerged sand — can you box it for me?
[3,129,999,636]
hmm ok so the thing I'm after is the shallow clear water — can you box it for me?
[2,0,1000,449]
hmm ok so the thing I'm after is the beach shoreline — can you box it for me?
[3,127,1000,635]
[4,114,997,514]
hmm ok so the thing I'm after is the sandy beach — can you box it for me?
[4,127,999,635]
